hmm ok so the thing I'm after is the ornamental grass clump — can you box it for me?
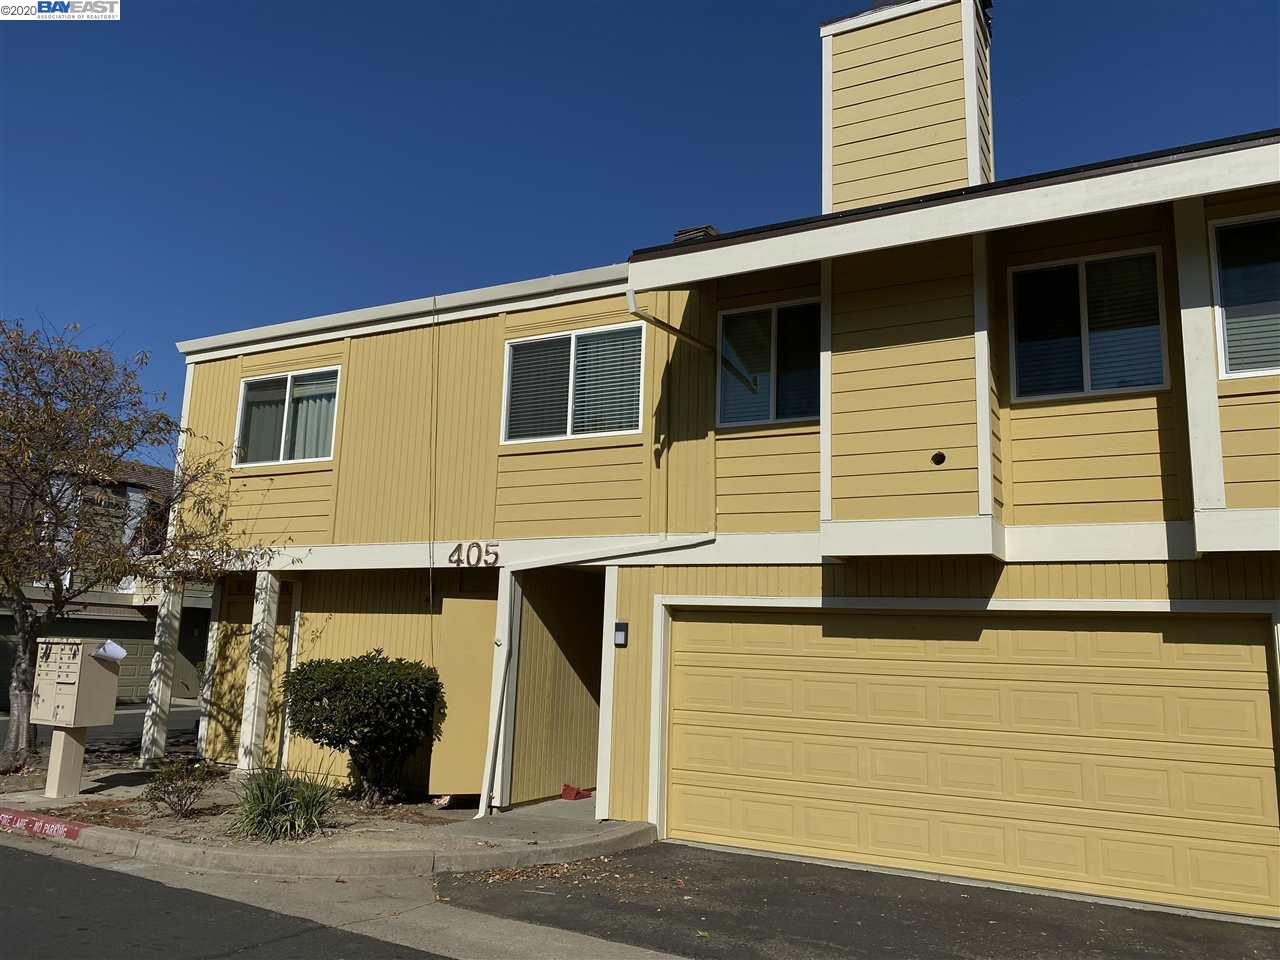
[230,767,336,842]
[281,649,445,803]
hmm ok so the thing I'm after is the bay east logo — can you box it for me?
[1,0,120,18]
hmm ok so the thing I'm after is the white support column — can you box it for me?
[237,571,281,771]
[139,582,183,766]
[973,233,994,518]
[476,566,519,816]
[820,259,833,522]
[594,565,619,821]
[1173,197,1227,515]
[195,579,224,760]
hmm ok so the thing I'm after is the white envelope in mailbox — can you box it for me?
[92,640,128,663]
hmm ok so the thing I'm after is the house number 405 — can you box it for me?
[447,541,500,567]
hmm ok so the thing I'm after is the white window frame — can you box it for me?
[1007,246,1170,404]
[500,320,646,445]
[1207,208,1280,380]
[716,298,822,428]
[231,364,342,468]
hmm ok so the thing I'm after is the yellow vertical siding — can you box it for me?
[330,317,503,543]
[829,1,970,210]
[606,555,1280,822]
[509,568,603,804]
[283,569,497,795]
[203,575,293,767]
[991,207,1194,525]
[830,237,979,520]
[659,287,717,534]
[714,266,822,533]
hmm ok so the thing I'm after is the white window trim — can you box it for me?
[1207,208,1280,380]
[500,320,646,446]
[231,364,342,468]
[717,298,822,428]
[1007,246,1171,404]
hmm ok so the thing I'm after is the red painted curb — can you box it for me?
[0,806,84,841]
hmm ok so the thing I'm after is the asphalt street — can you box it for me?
[0,844,440,959]
[438,842,1280,960]
[0,703,200,754]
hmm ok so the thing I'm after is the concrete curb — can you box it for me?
[8,815,657,878]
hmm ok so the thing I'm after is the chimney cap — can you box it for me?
[672,224,720,244]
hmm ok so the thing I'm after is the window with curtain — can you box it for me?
[1215,216,1280,375]
[503,323,643,442]
[719,301,819,425]
[1011,251,1164,400]
[235,368,339,465]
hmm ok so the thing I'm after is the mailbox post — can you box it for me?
[31,639,122,798]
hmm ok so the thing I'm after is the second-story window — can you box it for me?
[235,367,340,465]
[718,301,820,426]
[1213,213,1280,377]
[503,323,644,442]
[1010,250,1166,401]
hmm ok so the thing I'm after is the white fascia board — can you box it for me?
[819,0,955,37]
[1003,522,1197,562]
[593,532,823,566]
[657,594,1278,616]
[629,144,1280,292]
[822,516,1003,558]
[1194,508,1280,553]
[258,533,713,572]
[178,263,629,362]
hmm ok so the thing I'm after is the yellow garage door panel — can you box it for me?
[666,612,1280,917]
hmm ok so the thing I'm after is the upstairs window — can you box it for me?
[1010,250,1166,401]
[234,367,340,465]
[1213,214,1280,377]
[718,301,820,426]
[503,323,643,442]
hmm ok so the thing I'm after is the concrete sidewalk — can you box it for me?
[0,780,655,877]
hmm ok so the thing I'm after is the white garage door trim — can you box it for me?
[645,593,1280,901]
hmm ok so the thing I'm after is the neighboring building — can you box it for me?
[1,462,211,707]
[172,0,1279,919]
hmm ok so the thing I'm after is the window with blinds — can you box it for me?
[235,367,339,465]
[1011,251,1165,400]
[1214,215,1280,376]
[503,323,643,442]
[719,301,820,425]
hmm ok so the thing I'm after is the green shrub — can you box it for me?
[142,757,218,819]
[282,649,445,803]
[230,768,336,842]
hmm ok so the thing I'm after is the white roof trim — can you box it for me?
[177,262,628,361]
[820,0,956,38]
[629,142,1280,292]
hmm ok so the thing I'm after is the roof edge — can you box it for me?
[631,127,1280,263]
[176,262,628,357]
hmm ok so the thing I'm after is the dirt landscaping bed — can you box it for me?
[13,767,475,852]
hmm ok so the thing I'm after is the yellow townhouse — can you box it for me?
[141,0,1280,920]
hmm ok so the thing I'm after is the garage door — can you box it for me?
[666,611,1280,917]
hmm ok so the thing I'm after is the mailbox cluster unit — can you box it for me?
[31,639,120,728]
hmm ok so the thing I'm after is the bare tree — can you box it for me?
[0,319,269,773]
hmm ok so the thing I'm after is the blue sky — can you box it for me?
[2,1,1277,418]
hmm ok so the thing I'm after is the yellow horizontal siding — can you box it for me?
[992,207,1194,527]
[828,1,968,212]
[1219,375,1280,509]
[831,238,978,520]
